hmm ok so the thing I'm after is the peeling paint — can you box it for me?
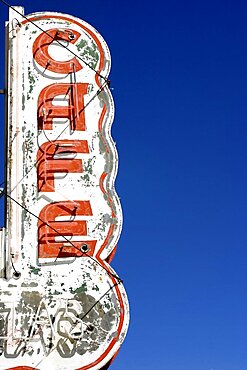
[2,7,129,370]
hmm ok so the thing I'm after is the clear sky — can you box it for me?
[0,1,247,369]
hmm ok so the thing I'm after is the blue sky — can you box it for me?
[0,1,247,369]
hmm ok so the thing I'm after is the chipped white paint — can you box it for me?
[0,228,5,278]
[0,7,129,370]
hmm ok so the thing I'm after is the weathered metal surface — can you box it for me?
[0,7,129,369]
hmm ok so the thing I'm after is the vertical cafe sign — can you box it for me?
[0,6,129,370]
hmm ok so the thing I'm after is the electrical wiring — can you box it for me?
[0,79,109,192]
[33,280,121,367]
[41,78,109,144]
[0,187,123,283]
[0,0,111,189]
[0,0,123,295]
[0,0,108,83]
[0,3,128,365]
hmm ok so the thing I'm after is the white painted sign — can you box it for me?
[0,6,129,370]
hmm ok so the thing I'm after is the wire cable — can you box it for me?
[33,280,122,367]
[0,78,109,192]
[10,254,21,278]
[0,0,121,283]
[80,281,121,321]
[41,79,109,144]
[0,188,122,283]
[0,0,112,189]
[0,0,108,82]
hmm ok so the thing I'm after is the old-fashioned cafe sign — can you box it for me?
[0,7,129,370]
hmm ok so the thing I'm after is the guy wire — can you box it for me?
[0,188,123,284]
[0,0,109,82]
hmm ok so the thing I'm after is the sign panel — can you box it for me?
[0,7,129,370]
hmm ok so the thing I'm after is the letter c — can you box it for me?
[33,28,82,74]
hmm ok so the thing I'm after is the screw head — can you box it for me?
[80,244,89,253]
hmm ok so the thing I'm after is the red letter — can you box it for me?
[37,140,89,192]
[38,83,88,131]
[38,201,96,258]
[33,28,82,73]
